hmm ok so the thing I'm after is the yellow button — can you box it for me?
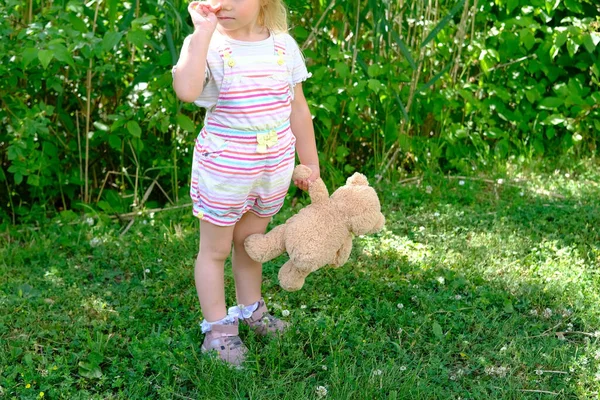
[277,58,285,66]
[277,49,284,55]
[228,59,235,67]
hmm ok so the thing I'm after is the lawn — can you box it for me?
[1,162,600,399]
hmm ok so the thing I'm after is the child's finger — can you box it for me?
[209,3,222,12]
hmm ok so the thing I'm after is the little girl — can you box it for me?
[172,0,319,366]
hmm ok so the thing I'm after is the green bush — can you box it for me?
[1,0,598,224]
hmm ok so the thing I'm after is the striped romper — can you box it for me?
[189,33,306,226]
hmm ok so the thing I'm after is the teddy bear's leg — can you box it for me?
[244,224,287,263]
[278,260,312,292]
[332,233,353,268]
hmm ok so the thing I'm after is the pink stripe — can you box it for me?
[216,99,290,110]
[220,89,289,101]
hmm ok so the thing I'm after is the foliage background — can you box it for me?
[0,0,599,224]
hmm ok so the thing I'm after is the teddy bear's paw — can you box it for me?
[244,234,270,263]
[278,264,307,292]
[279,279,304,292]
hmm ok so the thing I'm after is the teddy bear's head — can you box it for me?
[331,172,385,235]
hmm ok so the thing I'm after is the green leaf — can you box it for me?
[503,300,514,313]
[27,175,40,187]
[539,97,563,109]
[394,93,409,122]
[108,134,122,150]
[520,29,535,51]
[432,322,443,339]
[126,121,142,138]
[176,114,196,132]
[368,79,382,93]
[22,48,38,68]
[107,0,119,29]
[14,172,23,185]
[335,62,350,79]
[567,38,579,57]
[582,34,597,54]
[391,30,416,69]
[38,50,54,69]
[564,0,583,13]
[554,31,568,48]
[419,63,452,91]
[67,14,88,32]
[421,0,466,48]
[102,31,124,53]
[43,141,58,158]
[368,64,382,77]
[126,29,148,49]
[0,168,5,182]
[507,0,519,13]
[51,44,75,67]
[78,362,103,379]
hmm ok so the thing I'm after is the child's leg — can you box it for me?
[231,212,271,306]
[195,220,235,322]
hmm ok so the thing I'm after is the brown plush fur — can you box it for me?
[244,165,385,291]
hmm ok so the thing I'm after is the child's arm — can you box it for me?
[290,83,320,191]
[172,2,221,102]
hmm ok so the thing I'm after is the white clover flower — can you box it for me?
[144,269,150,273]
[419,226,425,232]
[500,346,507,352]
[455,294,462,300]
[282,309,290,317]
[594,331,600,338]
[321,365,328,370]
[573,134,583,141]
[436,276,445,285]
[425,186,433,194]
[373,369,383,376]
[86,217,94,226]
[543,308,553,318]
[564,173,570,178]
[535,369,543,375]
[520,191,524,197]
[397,303,404,309]
[300,305,307,309]
[434,212,440,217]
[157,258,163,263]
[149,212,155,218]
[458,180,465,186]
[529,309,538,316]
[90,237,102,247]
[400,365,407,371]
[315,386,328,398]
[497,178,504,185]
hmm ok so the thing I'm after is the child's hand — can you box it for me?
[188,1,221,33]
[294,164,320,191]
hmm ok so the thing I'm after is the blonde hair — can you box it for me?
[258,0,288,33]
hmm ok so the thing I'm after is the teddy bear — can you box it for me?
[244,165,385,291]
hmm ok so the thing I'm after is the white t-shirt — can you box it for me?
[174,30,311,110]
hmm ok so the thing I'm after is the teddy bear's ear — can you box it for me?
[346,172,369,186]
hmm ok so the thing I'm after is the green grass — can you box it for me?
[2,162,600,399]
